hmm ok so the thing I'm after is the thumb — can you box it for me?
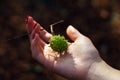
[66,25,83,41]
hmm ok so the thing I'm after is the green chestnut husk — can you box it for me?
[50,35,68,53]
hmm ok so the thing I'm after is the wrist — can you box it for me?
[87,59,120,80]
[86,60,106,80]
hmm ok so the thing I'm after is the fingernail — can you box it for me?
[68,25,76,32]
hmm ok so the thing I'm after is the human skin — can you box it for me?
[26,16,120,80]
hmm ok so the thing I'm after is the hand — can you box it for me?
[26,16,102,80]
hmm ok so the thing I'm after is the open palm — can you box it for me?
[26,16,101,79]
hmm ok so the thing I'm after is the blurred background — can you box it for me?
[0,0,120,80]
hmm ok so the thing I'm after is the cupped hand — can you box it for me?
[26,16,102,80]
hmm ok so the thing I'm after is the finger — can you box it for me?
[33,33,46,49]
[26,16,37,33]
[38,24,52,43]
[26,16,52,43]
[30,23,40,41]
[66,25,84,41]
[31,33,46,63]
